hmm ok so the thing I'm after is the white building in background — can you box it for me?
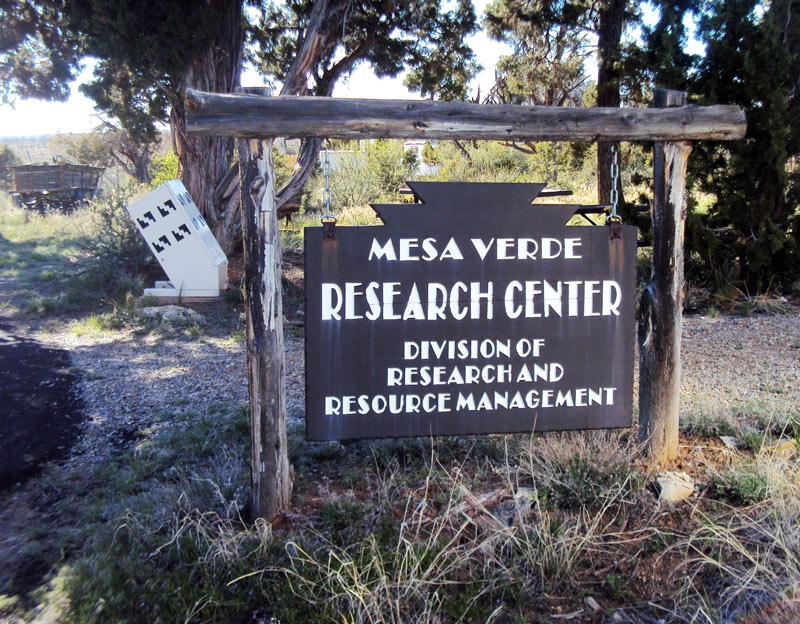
[403,140,440,176]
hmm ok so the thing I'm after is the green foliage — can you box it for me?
[50,130,114,167]
[421,140,438,165]
[680,414,739,438]
[401,0,481,101]
[148,151,180,188]
[421,140,596,191]
[75,183,154,302]
[71,1,222,143]
[711,466,770,505]
[685,0,800,293]
[0,144,18,190]
[324,150,372,208]
[273,150,293,189]
[251,1,479,100]
[364,140,417,201]
[310,140,419,210]
[485,0,592,107]
[0,1,84,102]
[523,432,644,510]
[547,453,641,509]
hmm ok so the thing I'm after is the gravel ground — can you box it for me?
[680,314,800,423]
[27,308,799,467]
[32,314,306,468]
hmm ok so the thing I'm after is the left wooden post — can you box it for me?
[238,134,292,522]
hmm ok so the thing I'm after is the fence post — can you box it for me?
[638,89,692,464]
[237,98,292,520]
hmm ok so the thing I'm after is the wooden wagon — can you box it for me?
[10,162,104,212]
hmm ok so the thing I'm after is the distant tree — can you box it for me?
[49,124,156,184]
[485,0,639,206]
[51,131,111,168]
[0,145,19,191]
[421,140,439,166]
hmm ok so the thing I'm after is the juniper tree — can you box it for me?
[2,0,478,254]
[249,0,479,216]
[484,0,639,207]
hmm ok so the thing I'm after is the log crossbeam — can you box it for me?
[186,89,745,142]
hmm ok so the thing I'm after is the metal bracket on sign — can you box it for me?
[608,217,622,240]
[322,216,337,240]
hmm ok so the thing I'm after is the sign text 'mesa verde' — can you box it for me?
[304,182,637,441]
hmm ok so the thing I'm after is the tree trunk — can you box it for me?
[170,0,243,256]
[452,140,474,167]
[134,152,151,185]
[238,136,292,521]
[638,89,691,464]
[596,0,626,208]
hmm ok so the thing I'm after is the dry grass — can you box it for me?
[241,436,654,623]
[676,453,800,620]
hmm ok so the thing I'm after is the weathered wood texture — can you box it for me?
[238,136,292,521]
[169,0,244,256]
[639,90,692,464]
[186,89,745,141]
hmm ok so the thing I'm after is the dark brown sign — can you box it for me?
[304,182,637,441]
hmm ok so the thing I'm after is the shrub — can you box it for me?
[147,151,180,188]
[79,183,156,299]
[711,466,770,506]
[520,431,644,509]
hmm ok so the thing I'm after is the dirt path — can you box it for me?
[0,320,83,489]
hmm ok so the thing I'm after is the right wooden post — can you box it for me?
[638,89,692,464]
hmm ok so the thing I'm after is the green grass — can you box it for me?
[0,201,91,304]
[681,413,739,438]
[280,204,389,251]
[0,188,157,318]
[711,465,770,505]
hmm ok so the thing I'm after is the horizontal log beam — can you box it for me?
[185,89,746,142]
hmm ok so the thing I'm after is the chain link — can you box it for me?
[322,145,332,221]
[609,143,620,221]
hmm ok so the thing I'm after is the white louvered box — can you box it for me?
[126,180,228,298]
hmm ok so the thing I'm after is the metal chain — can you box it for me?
[322,145,332,221]
[609,143,620,222]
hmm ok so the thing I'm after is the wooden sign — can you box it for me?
[304,182,637,441]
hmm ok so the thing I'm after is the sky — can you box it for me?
[0,1,693,138]
[0,0,512,137]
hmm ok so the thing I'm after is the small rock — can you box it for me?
[769,439,798,458]
[611,612,624,622]
[492,487,538,526]
[656,471,695,504]
[720,435,741,450]
[584,596,602,612]
[140,305,206,325]
[491,500,517,526]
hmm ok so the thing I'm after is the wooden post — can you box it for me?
[238,134,292,521]
[638,89,692,464]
